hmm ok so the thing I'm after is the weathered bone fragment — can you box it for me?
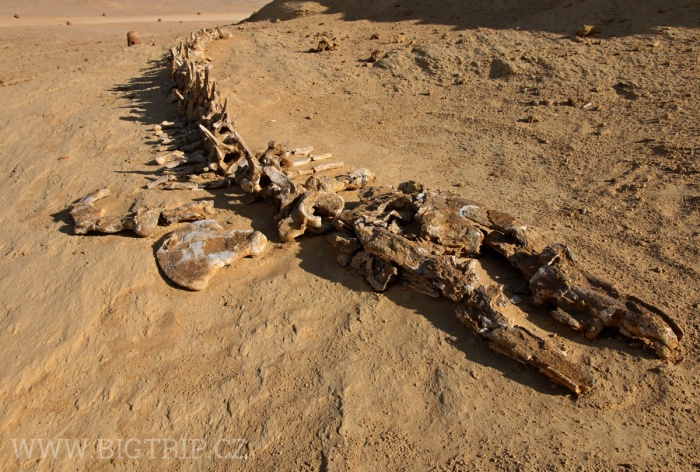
[526,244,683,359]
[291,145,313,156]
[147,176,172,189]
[155,150,186,166]
[414,191,486,256]
[158,120,183,129]
[311,153,332,161]
[240,152,263,193]
[388,182,683,361]
[481,228,682,359]
[278,191,344,243]
[156,220,268,291]
[69,188,159,237]
[163,162,209,176]
[262,166,307,218]
[338,189,415,228]
[199,124,253,175]
[160,201,215,225]
[288,156,312,167]
[350,251,398,291]
[162,181,202,191]
[327,233,362,254]
[259,141,288,168]
[305,168,377,193]
[70,188,111,234]
[354,223,477,302]
[457,284,596,395]
[313,161,344,173]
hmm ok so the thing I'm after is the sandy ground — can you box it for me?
[1,0,699,470]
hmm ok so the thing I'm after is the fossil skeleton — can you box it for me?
[68,26,683,394]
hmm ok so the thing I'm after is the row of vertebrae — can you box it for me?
[162,27,378,244]
[70,25,683,395]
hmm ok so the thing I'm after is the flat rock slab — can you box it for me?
[156,219,268,290]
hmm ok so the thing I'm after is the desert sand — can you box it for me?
[0,0,699,470]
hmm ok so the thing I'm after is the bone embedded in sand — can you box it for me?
[305,168,377,193]
[69,188,159,237]
[313,161,344,173]
[160,201,215,225]
[525,243,682,360]
[156,220,268,291]
[457,284,596,395]
[291,146,314,156]
[278,191,345,243]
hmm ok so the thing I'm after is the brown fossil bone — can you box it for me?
[337,187,416,230]
[414,191,487,257]
[278,191,345,243]
[198,124,253,176]
[350,251,398,291]
[354,222,478,301]
[262,165,308,219]
[70,188,159,237]
[160,201,215,225]
[156,219,268,291]
[457,284,596,395]
[523,243,682,360]
[304,168,377,193]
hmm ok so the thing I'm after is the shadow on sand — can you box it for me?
[249,0,700,39]
[102,8,661,397]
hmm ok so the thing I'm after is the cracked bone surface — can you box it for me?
[70,188,159,237]
[354,222,478,302]
[278,191,345,243]
[156,219,268,291]
[330,182,683,393]
[304,168,377,193]
[160,201,215,225]
[457,284,596,395]
[526,244,682,359]
[481,220,683,360]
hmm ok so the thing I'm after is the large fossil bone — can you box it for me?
[156,219,268,291]
[328,182,683,394]
[160,201,215,225]
[457,284,596,395]
[304,168,377,193]
[70,188,159,237]
[526,243,682,359]
[278,191,345,243]
[354,222,478,302]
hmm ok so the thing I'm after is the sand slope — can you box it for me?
[0,0,699,470]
